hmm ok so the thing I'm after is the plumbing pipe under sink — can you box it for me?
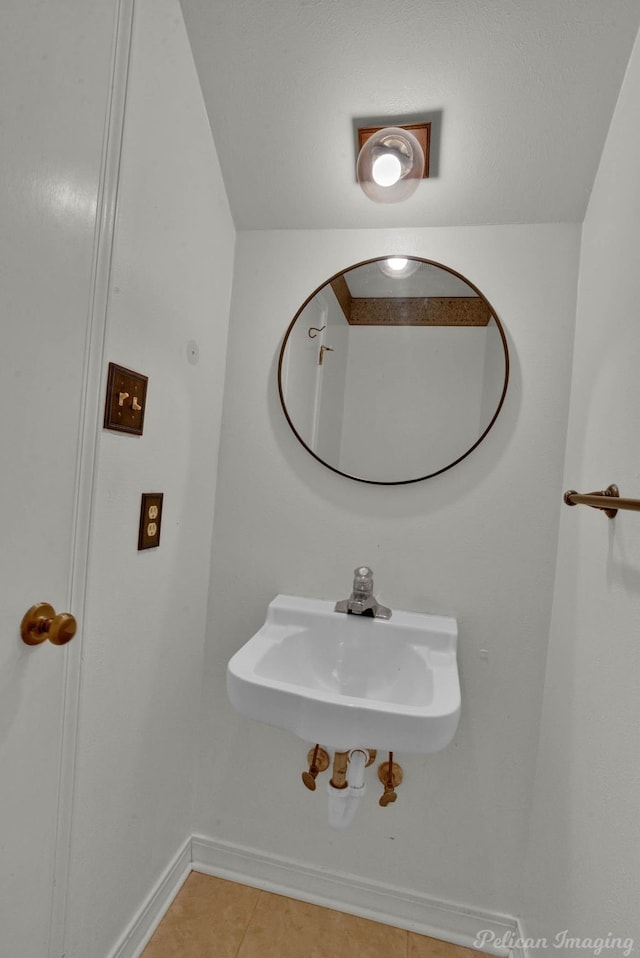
[347,748,367,788]
[327,749,368,829]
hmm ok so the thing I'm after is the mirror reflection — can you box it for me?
[278,257,509,484]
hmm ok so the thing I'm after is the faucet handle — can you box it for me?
[378,755,403,807]
[301,745,330,791]
[353,566,374,595]
[335,566,391,617]
[379,785,397,806]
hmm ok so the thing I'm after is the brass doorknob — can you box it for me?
[21,603,77,647]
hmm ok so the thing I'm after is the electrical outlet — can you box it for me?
[138,493,163,550]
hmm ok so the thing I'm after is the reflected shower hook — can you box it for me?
[308,325,326,339]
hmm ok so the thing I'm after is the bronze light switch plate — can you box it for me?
[104,362,148,435]
[138,493,163,550]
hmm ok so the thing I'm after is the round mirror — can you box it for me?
[278,256,509,485]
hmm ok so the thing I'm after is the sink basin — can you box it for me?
[227,594,460,754]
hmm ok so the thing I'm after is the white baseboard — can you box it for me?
[510,927,528,958]
[191,834,519,956]
[108,838,192,958]
[509,918,538,958]
[104,833,520,958]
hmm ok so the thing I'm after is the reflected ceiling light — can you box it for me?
[386,257,409,271]
[378,257,421,278]
[356,123,430,204]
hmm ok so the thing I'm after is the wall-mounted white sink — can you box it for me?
[227,594,460,754]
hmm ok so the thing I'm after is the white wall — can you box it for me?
[522,28,640,950]
[316,289,349,466]
[339,325,489,482]
[479,319,506,434]
[195,223,579,918]
[281,297,325,450]
[62,1,234,954]
[281,288,350,466]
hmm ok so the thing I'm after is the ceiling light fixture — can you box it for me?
[356,123,430,204]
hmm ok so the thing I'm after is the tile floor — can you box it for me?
[142,872,490,958]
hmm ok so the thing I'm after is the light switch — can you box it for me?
[104,362,148,435]
[138,493,163,550]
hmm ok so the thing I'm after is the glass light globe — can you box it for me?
[357,127,424,204]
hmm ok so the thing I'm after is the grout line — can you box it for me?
[233,887,263,958]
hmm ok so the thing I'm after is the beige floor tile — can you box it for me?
[408,932,490,958]
[142,872,494,958]
[142,872,260,958]
[237,891,408,958]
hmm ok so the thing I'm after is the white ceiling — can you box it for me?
[179,0,640,231]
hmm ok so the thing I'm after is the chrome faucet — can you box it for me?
[334,566,392,619]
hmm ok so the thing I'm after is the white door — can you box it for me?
[0,2,122,954]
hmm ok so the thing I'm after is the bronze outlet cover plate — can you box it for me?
[138,492,164,550]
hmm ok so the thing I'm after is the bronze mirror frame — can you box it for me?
[277,256,510,486]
